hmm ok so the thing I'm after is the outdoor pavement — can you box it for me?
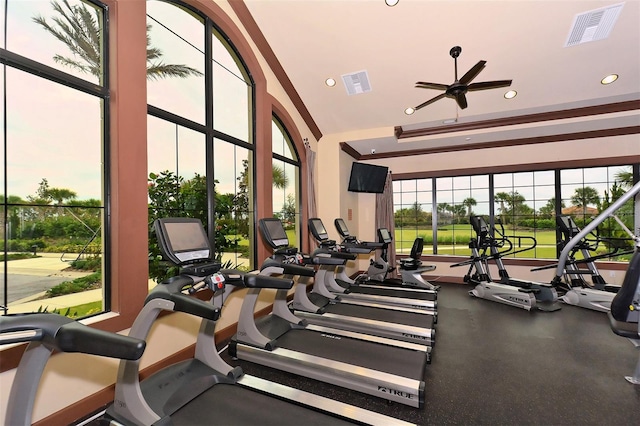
[2,252,248,315]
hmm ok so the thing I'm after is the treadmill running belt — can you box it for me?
[323,303,433,328]
[348,286,436,301]
[278,329,427,379]
[172,383,354,425]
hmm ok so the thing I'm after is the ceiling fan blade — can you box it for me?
[414,93,447,110]
[459,60,486,85]
[455,92,468,109]
[415,81,449,91]
[467,80,512,91]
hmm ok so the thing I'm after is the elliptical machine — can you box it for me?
[452,215,560,311]
[548,214,633,312]
[548,182,640,313]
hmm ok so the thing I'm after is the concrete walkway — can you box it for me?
[3,252,249,315]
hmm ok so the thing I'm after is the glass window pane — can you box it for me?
[416,179,430,191]
[214,139,252,270]
[436,177,452,191]
[452,176,470,190]
[584,167,608,183]
[146,2,205,123]
[533,170,554,186]
[6,69,103,201]
[147,117,206,183]
[493,173,512,188]
[272,119,296,161]
[513,172,533,187]
[471,174,489,188]
[213,32,251,142]
[5,0,104,85]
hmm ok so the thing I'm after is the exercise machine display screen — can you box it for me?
[157,218,211,264]
[263,219,289,247]
[309,218,328,240]
[335,218,349,237]
[378,228,392,243]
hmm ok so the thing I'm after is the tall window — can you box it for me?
[271,116,301,248]
[145,0,254,280]
[1,0,108,318]
[394,164,638,261]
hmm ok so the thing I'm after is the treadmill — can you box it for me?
[1,313,145,426]
[258,218,435,347]
[229,228,430,407]
[105,217,412,426]
[309,217,437,314]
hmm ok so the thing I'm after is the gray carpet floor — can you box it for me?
[223,282,640,425]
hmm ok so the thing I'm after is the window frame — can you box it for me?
[271,114,302,249]
[0,0,111,315]
[393,161,640,261]
[145,0,257,270]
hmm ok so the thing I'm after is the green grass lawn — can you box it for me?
[395,225,558,258]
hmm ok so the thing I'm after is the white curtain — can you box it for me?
[305,140,318,251]
[375,171,396,276]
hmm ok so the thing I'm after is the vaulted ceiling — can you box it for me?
[239,0,640,159]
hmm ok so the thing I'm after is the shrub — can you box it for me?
[70,256,102,271]
[45,271,101,297]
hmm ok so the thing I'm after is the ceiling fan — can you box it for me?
[414,46,512,111]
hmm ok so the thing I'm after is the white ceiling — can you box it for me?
[243,0,640,157]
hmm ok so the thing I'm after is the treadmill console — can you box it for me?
[334,218,350,238]
[154,217,221,276]
[259,217,290,249]
[309,218,335,245]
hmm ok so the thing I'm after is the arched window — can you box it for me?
[1,0,109,317]
[272,116,301,248]
[145,0,255,278]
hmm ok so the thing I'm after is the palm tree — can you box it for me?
[614,168,633,189]
[494,192,510,223]
[461,197,477,218]
[272,165,290,190]
[33,0,202,81]
[571,186,600,209]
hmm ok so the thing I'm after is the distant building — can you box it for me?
[561,205,599,218]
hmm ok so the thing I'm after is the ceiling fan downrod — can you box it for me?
[450,46,462,82]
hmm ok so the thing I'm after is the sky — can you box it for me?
[1,0,268,203]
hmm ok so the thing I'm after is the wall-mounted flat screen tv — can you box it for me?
[347,162,389,194]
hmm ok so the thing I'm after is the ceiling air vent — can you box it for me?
[565,2,624,47]
[342,70,372,95]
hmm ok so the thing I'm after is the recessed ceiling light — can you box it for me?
[404,107,415,115]
[504,90,517,99]
[385,0,399,6]
[601,74,618,85]
[325,78,336,87]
